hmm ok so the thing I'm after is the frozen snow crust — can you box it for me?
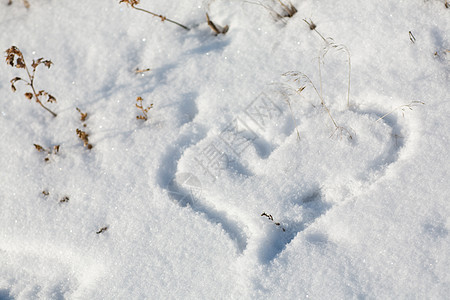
[0,0,449,299]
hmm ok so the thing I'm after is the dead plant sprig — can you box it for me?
[76,107,88,123]
[75,107,93,149]
[34,143,60,162]
[322,38,352,108]
[261,212,286,231]
[276,0,297,17]
[245,0,296,22]
[283,71,353,139]
[59,196,69,203]
[135,67,151,74]
[76,129,93,149]
[96,226,108,234]
[206,13,229,35]
[303,19,326,42]
[5,46,57,117]
[376,101,425,122]
[136,96,153,121]
[119,0,189,31]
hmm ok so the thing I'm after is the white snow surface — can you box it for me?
[0,0,449,299]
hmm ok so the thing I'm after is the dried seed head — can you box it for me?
[25,92,33,100]
[76,107,88,121]
[6,54,15,66]
[59,196,69,203]
[10,77,21,92]
[15,57,25,68]
[5,46,21,56]
[31,58,42,69]
[47,94,56,103]
[119,0,139,6]
[34,144,45,152]
[43,60,53,69]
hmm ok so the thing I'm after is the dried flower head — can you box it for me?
[76,107,88,122]
[76,129,93,149]
[119,0,139,7]
[5,46,57,117]
[136,96,153,121]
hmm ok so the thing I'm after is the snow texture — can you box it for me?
[0,0,449,299]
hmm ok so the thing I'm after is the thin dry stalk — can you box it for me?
[376,101,425,122]
[119,0,189,31]
[276,0,297,17]
[322,39,352,108]
[5,46,57,117]
[303,19,326,42]
[245,0,296,22]
[283,71,353,139]
[135,67,151,74]
[261,212,286,231]
[206,13,229,35]
[136,96,153,121]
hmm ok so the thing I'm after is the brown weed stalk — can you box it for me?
[206,13,229,35]
[246,0,296,22]
[119,0,189,30]
[5,46,57,117]
[283,70,353,139]
[136,96,153,121]
[261,212,286,231]
[34,143,60,162]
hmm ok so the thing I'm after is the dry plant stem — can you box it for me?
[206,13,229,35]
[318,58,323,99]
[24,64,57,117]
[135,68,151,74]
[6,47,57,117]
[283,71,353,139]
[245,0,296,21]
[130,5,189,30]
[276,0,297,17]
[303,19,326,42]
[322,40,351,108]
[136,96,153,121]
[303,20,351,107]
[245,1,283,20]
[302,73,338,128]
[376,101,425,122]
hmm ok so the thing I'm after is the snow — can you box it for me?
[0,0,449,298]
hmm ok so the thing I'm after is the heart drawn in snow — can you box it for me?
[166,87,406,265]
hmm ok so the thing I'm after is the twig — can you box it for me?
[120,0,189,31]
